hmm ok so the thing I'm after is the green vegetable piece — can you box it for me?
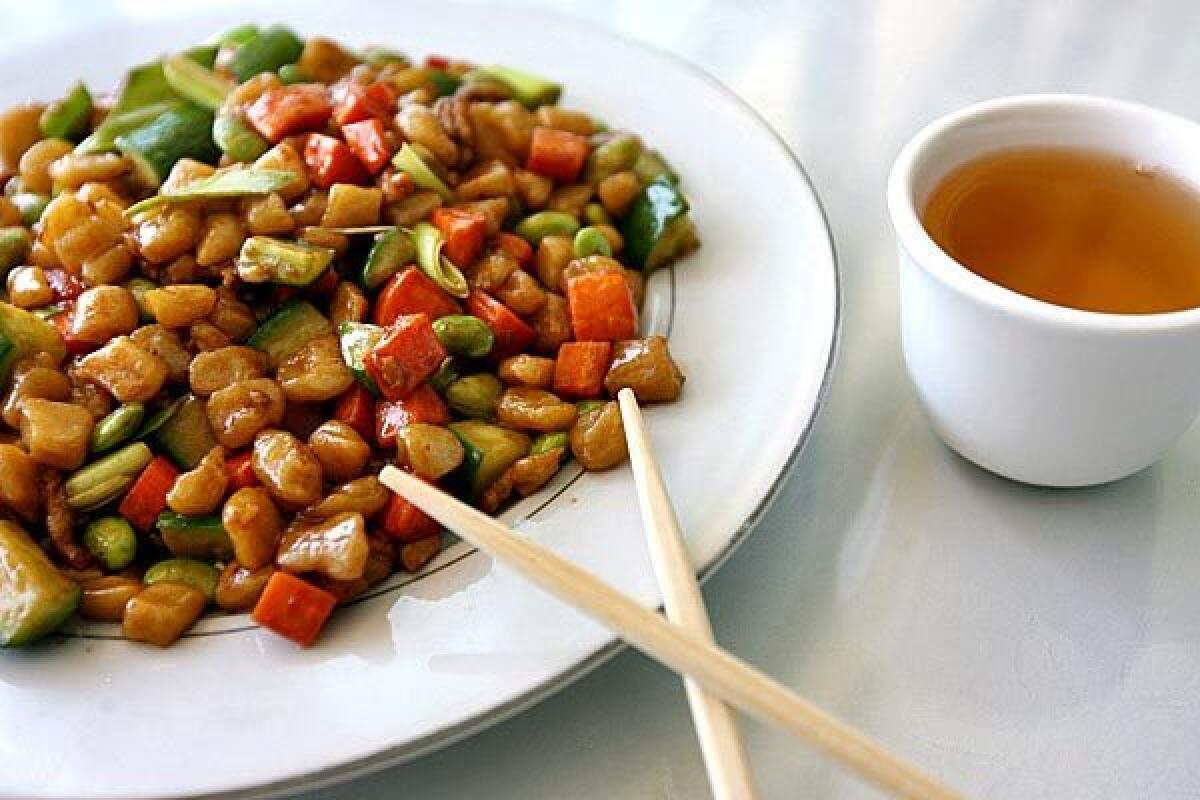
[576,399,606,414]
[515,211,579,245]
[64,443,153,511]
[229,25,304,82]
[621,176,698,270]
[392,143,453,201]
[573,226,612,259]
[585,132,643,184]
[338,321,384,395]
[40,82,93,142]
[153,395,216,469]
[11,192,49,226]
[277,64,310,85]
[163,54,234,111]
[30,304,66,321]
[633,148,678,186]
[212,114,270,163]
[472,64,561,108]
[445,373,503,419]
[583,202,610,226]
[83,517,137,571]
[0,333,12,383]
[429,356,462,394]
[126,168,296,216]
[144,557,220,600]
[77,103,178,156]
[0,302,67,386]
[363,47,409,67]
[427,69,462,98]
[248,300,332,367]
[0,227,31,276]
[135,396,184,440]
[184,44,220,70]
[413,222,469,298]
[155,513,233,561]
[116,105,219,188]
[433,315,494,359]
[0,520,81,647]
[236,236,334,287]
[90,403,146,454]
[448,420,531,501]
[123,277,157,321]
[530,431,569,457]
[361,227,416,290]
[216,23,260,48]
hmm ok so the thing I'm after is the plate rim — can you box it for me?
[209,20,843,800]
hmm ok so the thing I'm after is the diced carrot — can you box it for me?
[553,341,612,398]
[245,84,333,143]
[304,133,370,189]
[493,232,533,268]
[118,456,179,532]
[252,571,338,647]
[372,266,461,327]
[424,55,451,70]
[526,126,590,183]
[565,272,638,341]
[341,118,391,174]
[44,269,84,302]
[431,207,487,267]
[365,313,447,401]
[226,450,259,490]
[332,82,397,127]
[375,383,449,448]
[381,491,441,542]
[464,290,535,359]
[51,308,94,356]
[335,384,376,442]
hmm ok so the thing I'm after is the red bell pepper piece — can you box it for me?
[335,385,377,442]
[431,207,487,267]
[44,269,84,302]
[465,290,535,359]
[424,55,451,70]
[118,456,179,532]
[553,341,612,399]
[252,571,338,647]
[226,450,259,490]
[375,383,450,448]
[245,84,333,143]
[526,126,590,183]
[381,491,441,542]
[341,118,391,174]
[565,272,638,341]
[332,81,397,127]
[51,307,94,356]
[372,266,461,327]
[365,313,447,401]
[493,232,533,268]
[304,133,370,189]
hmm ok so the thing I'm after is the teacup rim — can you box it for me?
[887,92,1200,332]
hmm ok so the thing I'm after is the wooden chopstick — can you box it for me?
[379,466,964,800]
[618,389,758,800]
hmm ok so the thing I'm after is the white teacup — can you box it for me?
[888,94,1200,487]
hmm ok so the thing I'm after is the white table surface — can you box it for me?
[5,1,1200,797]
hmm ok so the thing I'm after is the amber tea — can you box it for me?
[921,147,1200,313]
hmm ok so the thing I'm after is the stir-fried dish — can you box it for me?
[0,25,697,649]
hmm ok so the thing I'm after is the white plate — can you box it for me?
[0,3,839,798]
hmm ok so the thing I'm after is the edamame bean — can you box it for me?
[11,192,49,226]
[277,64,309,85]
[446,374,503,419]
[144,558,220,602]
[576,399,605,414]
[530,431,569,457]
[585,132,642,184]
[573,227,612,259]
[0,227,30,274]
[432,315,495,359]
[583,203,610,226]
[67,474,135,512]
[90,403,146,454]
[83,517,137,571]
[64,442,153,510]
[514,211,579,246]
